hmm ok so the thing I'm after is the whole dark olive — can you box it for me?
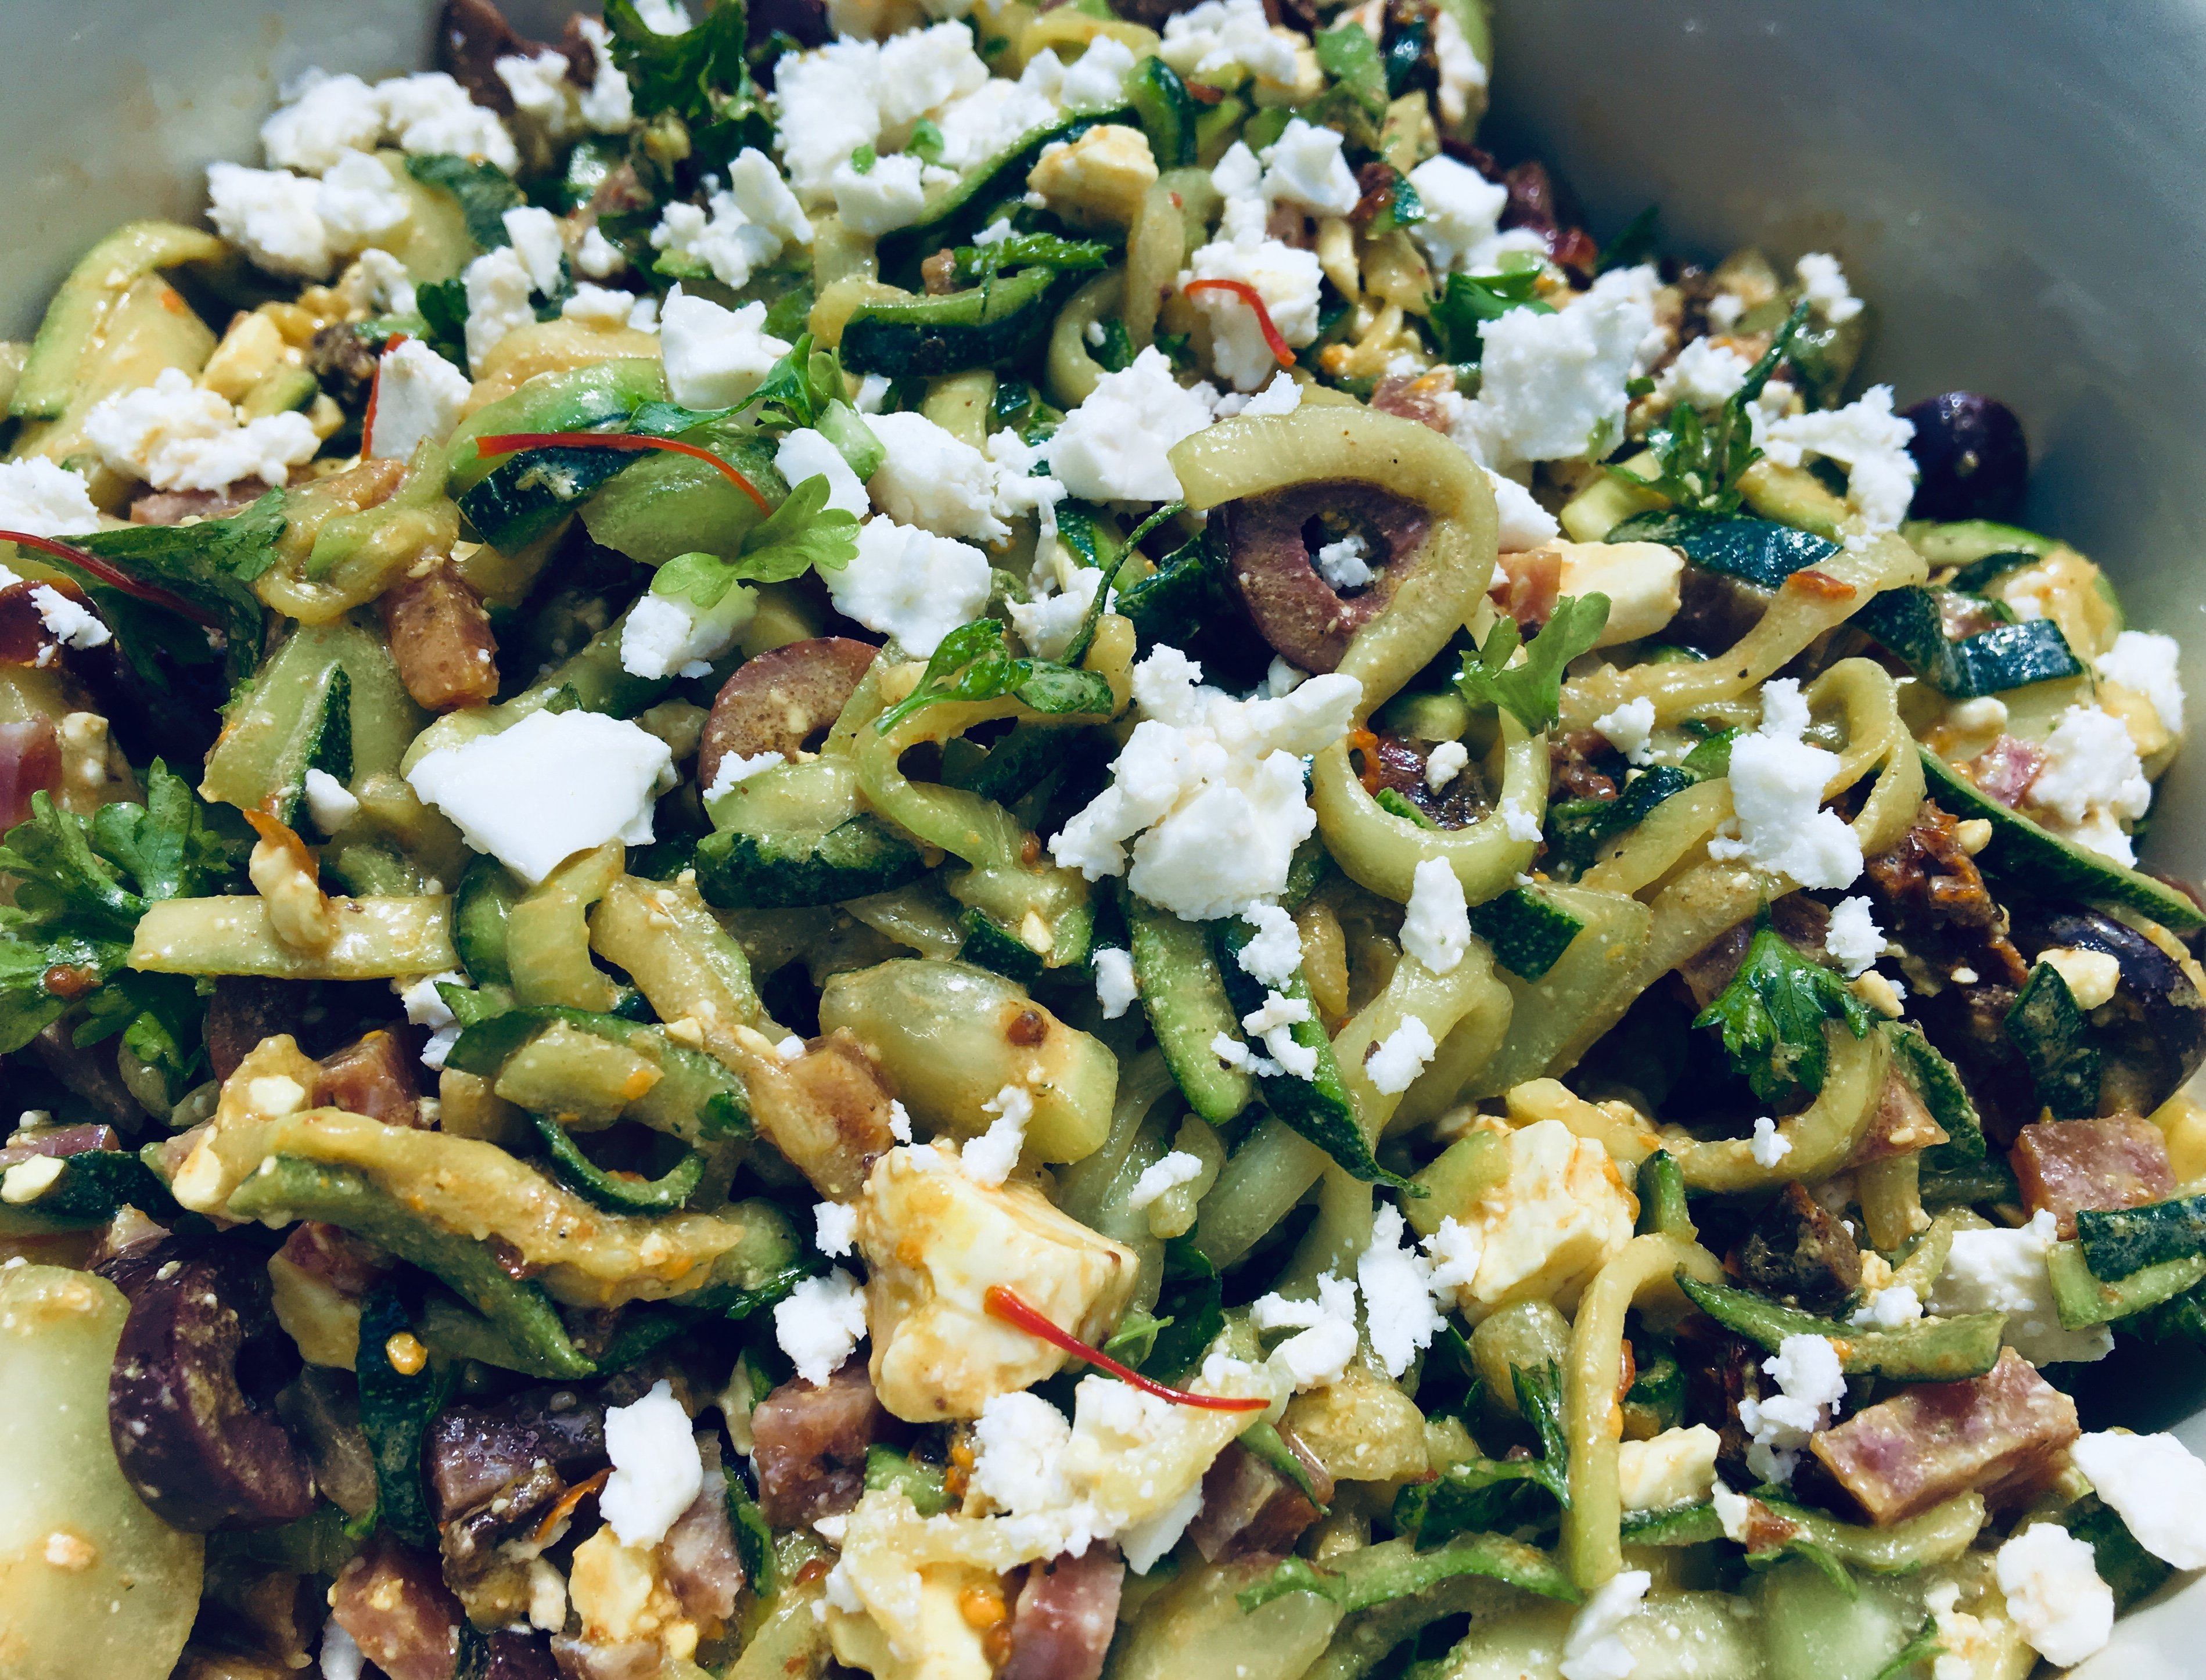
[1902,392,2030,523]
[107,1243,315,1531]
[1221,481,1432,673]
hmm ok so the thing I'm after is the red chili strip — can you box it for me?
[473,430,773,515]
[0,529,218,627]
[360,331,407,455]
[1182,278,1297,368]
[983,1283,1269,1412]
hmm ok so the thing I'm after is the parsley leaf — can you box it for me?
[654,473,860,605]
[1624,297,1810,513]
[874,618,1115,734]
[601,0,768,163]
[1693,909,1871,1107]
[1453,593,1610,734]
[1427,266,1552,364]
[1314,20,1388,116]
[404,154,523,251]
[743,333,847,431]
[60,493,287,687]
[1597,205,1661,275]
[949,232,1112,285]
[414,276,470,367]
[1395,1363,1571,1545]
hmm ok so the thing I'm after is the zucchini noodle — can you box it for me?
[1123,184,1185,350]
[1562,1233,1725,1589]
[1047,272,1124,409]
[1663,1021,1890,1191]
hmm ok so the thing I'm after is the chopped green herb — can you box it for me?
[1693,909,1871,1107]
[1453,592,1611,734]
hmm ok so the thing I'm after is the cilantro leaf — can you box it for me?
[653,474,860,609]
[1693,909,1872,1106]
[403,154,523,251]
[874,618,1115,734]
[1394,1363,1571,1545]
[1453,593,1610,734]
[1427,267,1551,364]
[1624,297,1810,513]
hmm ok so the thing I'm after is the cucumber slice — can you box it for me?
[1127,894,1253,1124]
[958,905,1045,987]
[692,816,929,910]
[2075,1192,2206,1283]
[840,266,1068,378]
[1851,586,2083,697]
[1467,886,1585,981]
[1607,509,1839,588]
[1918,747,2204,931]
[1902,518,2061,568]
[1885,1021,1986,1166]
[443,1005,749,1145]
[876,109,1133,278]
[457,428,639,551]
[202,620,423,822]
[1127,57,1198,167]
[2046,1239,2206,1329]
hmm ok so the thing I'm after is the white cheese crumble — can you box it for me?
[1051,646,1359,920]
[1653,335,1751,409]
[1356,1203,1442,1378]
[1179,156,1326,389]
[1748,1116,1792,1169]
[1425,739,1470,792]
[814,1199,858,1258]
[1234,902,1304,987]
[461,244,537,371]
[828,517,992,657]
[1047,346,1219,501]
[375,72,520,171]
[1591,696,1656,765]
[1240,991,1317,1079]
[2095,628,2185,735]
[1705,677,1863,890]
[1498,796,1541,842]
[601,1380,705,1549]
[1366,1015,1438,1096]
[0,459,101,538]
[405,708,676,884]
[206,162,335,278]
[1314,533,1373,589]
[1005,564,1101,662]
[1125,1150,1204,1211]
[1453,265,1659,472]
[865,411,1008,544]
[660,285,793,409]
[774,1266,869,1385]
[368,337,470,462]
[1759,386,1917,532]
[1486,467,1562,550]
[1736,1332,1843,1484]
[1993,1523,2112,1669]
[84,368,319,492]
[1848,1282,1923,1330]
[1823,896,1886,978]
[1158,0,1300,86]
[703,750,786,803]
[1794,251,1863,325]
[961,1085,1034,1186]
[1930,1210,2114,1366]
[1215,370,1302,418]
[2070,1431,2206,1569]
[649,150,812,290]
[318,1618,367,1680]
[261,71,386,174]
[1259,118,1359,215]
[1560,1568,1650,1680]
[301,768,360,837]
[1402,154,1540,276]
[620,587,747,683]
[1401,857,1471,976]
[832,150,929,237]
[775,426,872,519]
[1092,945,1138,1019]
[2027,703,2153,865]
[1251,1272,1359,1390]
[394,971,464,1070]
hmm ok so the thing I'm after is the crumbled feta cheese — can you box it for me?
[1848,1281,1923,1330]
[1179,204,1325,390]
[1240,990,1316,1077]
[1422,1120,1636,1311]
[261,70,385,174]
[1617,1426,1721,1513]
[368,337,470,461]
[1486,467,1561,550]
[1705,677,1863,890]
[971,1389,1075,1513]
[1747,1116,1792,1170]
[866,411,1008,543]
[620,587,748,681]
[1930,1210,2114,1366]
[962,1085,1034,1186]
[1425,739,1470,792]
[933,63,1062,171]
[1356,1203,1443,1377]
[206,162,333,278]
[1126,1150,1204,1211]
[1453,266,1658,470]
[406,708,676,884]
[1592,696,1656,765]
[1314,533,1373,589]
[815,1199,858,1258]
[1401,857,1471,976]
[499,205,566,295]
[85,367,319,492]
[600,1380,704,1548]
[1431,3,1487,128]
[659,285,792,410]
[2094,629,2185,735]
[375,72,519,171]
[1759,386,1917,532]
[574,225,627,280]
[561,283,639,329]
[574,19,636,132]
[1252,1272,1359,1390]
[1737,1332,1842,1483]
[775,1266,870,1386]
[1499,797,1542,842]
[1005,565,1101,661]
[496,49,585,138]
[1560,1568,1650,1680]
[27,585,106,653]
[460,244,537,371]
[1994,1523,2112,1668]
[1654,335,1751,409]
[828,517,992,657]
[769,39,886,199]
[1263,656,1307,696]
[1823,896,1885,978]
[1236,372,1303,417]
[1027,125,1159,230]
[651,151,811,290]
[2070,1431,2206,1569]
[315,149,411,249]
[1093,945,1138,1019]
[984,427,1066,538]
[1235,902,1304,987]
[301,769,360,836]
[1259,118,1359,215]
[2028,703,2153,867]
[1403,154,1539,276]
[875,22,992,139]
[1050,647,1360,919]
[0,460,100,537]
[1159,0,1300,88]
[775,426,871,518]
[832,150,929,236]
[1366,1015,1438,1096]
[353,247,417,314]
[1059,35,1137,110]
[1794,251,1863,325]
[1046,347,1220,499]
[703,750,787,802]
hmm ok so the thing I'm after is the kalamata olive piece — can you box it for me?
[698,636,878,792]
[1221,481,1431,673]
[2010,904,2206,1115]
[107,1243,315,1530]
[1902,393,2029,523]
[749,0,829,51]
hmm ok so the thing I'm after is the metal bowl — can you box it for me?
[4,0,2203,1669]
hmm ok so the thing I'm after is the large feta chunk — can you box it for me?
[619,584,751,680]
[461,244,538,371]
[1050,646,1360,920]
[599,1379,703,1547]
[1617,1424,1722,1512]
[854,1146,1138,1419]
[865,411,1009,544]
[1046,347,1219,501]
[658,285,792,410]
[875,23,991,140]
[367,338,470,461]
[1759,386,1917,532]
[1452,265,1658,471]
[206,162,333,278]
[2069,1430,2206,1569]
[774,1266,870,1385]
[775,426,871,517]
[828,517,992,657]
[770,39,887,199]
[1400,855,1471,975]
[1258,118,1359,216]
[374,71,519,172]
[315,149,412,250]
[261,70,386,174]
[1158,0,1299,87]
[1403,154,1540,276]
[1365,1016,1438,1096]
[1423,1118,1637,1314]
[1027,124,1158,229]
[405,708,676,883]
[1357,1203,1443,1378]
[1179,214,1325,390]
[1737,1332,1844,1483]
[649,151,811,290]
[1251,1272,1359,1390]
[84,368,319,492]
[1994,1522,2112,1668]
[2094,628,2185,738]
[831,150,928,236]
[1704,677,1863,890]
[0,459,102,538]
[2025,703,2152,865]
[1929,1209,2114,1366]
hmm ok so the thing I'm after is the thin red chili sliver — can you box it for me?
[0,529,217,627]
[1182,279,1297,368]
[983,1284,1269,1412]
[360,330,407,455]
[473,430,772,515]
